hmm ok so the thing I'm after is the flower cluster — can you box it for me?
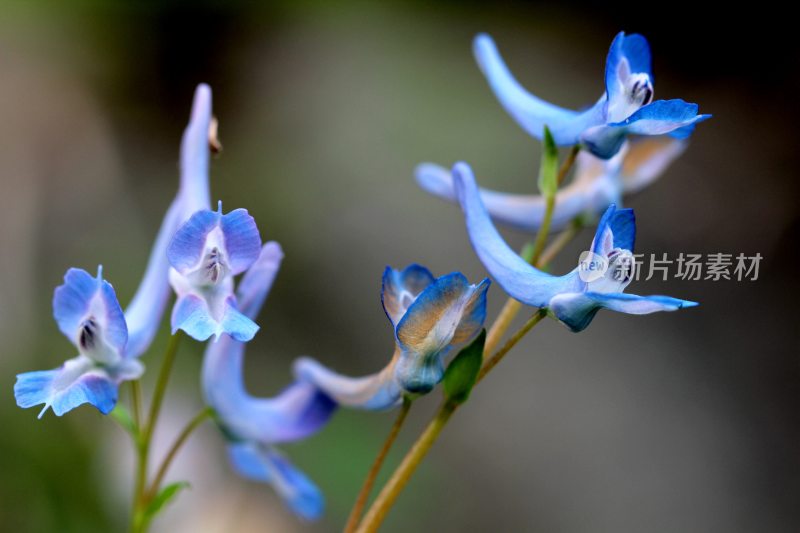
[14,30,708,528]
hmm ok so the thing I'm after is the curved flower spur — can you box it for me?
[475,32,710,158]
[452,162,697,332]
[416,135,687,233]
[203,242,336,520]
[293,265,490,410]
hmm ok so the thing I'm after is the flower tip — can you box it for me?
[681,300,699,309]
[216,199,223,214]
[96,264,103,280]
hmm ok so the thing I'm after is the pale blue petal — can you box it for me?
[394,273,489,393]
[204,336,335,442]
[549,291,698,332]
[180,84,212,216]
[604,32,652,103]
[220,299,259,342]
[380,264,435,327]
[582,100,710,158]
[220,208,262,275]
[171,294,217,340]
[227,443,324,521]
[235,242,284,319]
[124,196,184,358]
[167,209,220,275]
[52,267,128,353]
[451,162,581,307]
[415,160,618,232]
[591,204,636,256]
[293,356,402,410]
[15,356,118,418]
[473,33,606,144]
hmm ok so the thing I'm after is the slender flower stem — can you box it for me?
[356,312,545,532]
[478,310,546,382]
[147,406,214,500]
[355,402,456,533]
[557,145,580,186]
[345,397,413,533]
[130,332,183,533]
[131,380,143,430]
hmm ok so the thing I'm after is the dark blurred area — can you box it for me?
[1,1,798,532]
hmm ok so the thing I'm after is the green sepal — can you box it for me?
[537,125,559,198]
[142,481,191,526]
[443,330,486,405]
[109,404,137,439]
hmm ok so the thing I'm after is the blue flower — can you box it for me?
[452,162,697,332]
[168,202,262,342]
[203,242,336,520]
[293,265,490,410]
[15,267,145,417]
[474,32,710,158]
[417,136,687,233]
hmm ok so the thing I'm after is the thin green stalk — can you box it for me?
[131,380,143,429]
[130,332,183,533]
[147,406,214,500]
[345,397,413,533]
[355,402,456,533]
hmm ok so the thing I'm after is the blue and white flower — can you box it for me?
[293,265,490,410]
[474,32,710,158]
[452,162,697,332]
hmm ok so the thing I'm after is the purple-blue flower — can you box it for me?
[168,202,262,342]
[416,136,687,233]
[203,242,336,520]
[15,267,144,417]
[475,32,710,158]
[293,265,490,410]
[452,162,697,332]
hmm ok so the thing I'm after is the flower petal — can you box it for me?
[590,204,636,256]
[14,356,119,417]
[171,294,258,342]
[227,442,324,521]
[619,136,687,194]
[124,196,184,358]
[53,267,128,354]
[473,33,606,144]
[549,291,698,332]
[451,162,581,307]
[381,264,435,326]
[219,208,262,275]
[393,273,489,393]
[180,84,212,216]
[167,209,220,274]
[582,99,710,158]
[415,159,619,232]
[604,32,653,122]
[204,336,336,442]
[293,355,402,410]
[235,242,284,319]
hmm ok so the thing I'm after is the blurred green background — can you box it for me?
[1,1,798,532]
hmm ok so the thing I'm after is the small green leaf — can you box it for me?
[443,330,486,405]
[143,481,191,523]
[537,125,559,198]
[109,404,137,438]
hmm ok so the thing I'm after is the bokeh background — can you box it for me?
[1,1,798,532]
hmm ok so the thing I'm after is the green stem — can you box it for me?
[557,146,580,186]
[147,407,213,500]
[130,332,183,533]
[356,313,546,532]
[355,402,456,533]
[131,380,143,430]
[345,397,413,533]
